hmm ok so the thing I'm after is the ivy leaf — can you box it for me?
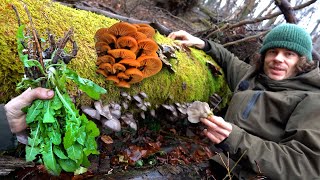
[64,68,106,100]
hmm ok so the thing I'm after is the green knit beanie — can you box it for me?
[260,23,313,61]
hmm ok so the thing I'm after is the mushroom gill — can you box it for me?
[137,55,162,78]
[137,39,158,56]
[98,62,113,74]
[95,41,111,56]
[127,31,147,41]
[96,55,116,65]
[96,69,109,78]
[112,63,126,74]
[125,68,144,84]
[108,49,136,62]
[107,22,137,38]
[116,36,138,53]
[117,72,130,80]
[94,28,109,42]
[98,33,117,49]
[118,59,140,68]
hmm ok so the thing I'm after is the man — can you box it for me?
[169,24,320,179]
[0,88,54,150]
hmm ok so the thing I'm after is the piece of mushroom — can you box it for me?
[121,113,137,131]
[108,49,136,62]
[112,63,126,74]
[137,39,158,56]
[94,27,109,42]
[118,59,140,68]
[187,101,213,123]
[96,55,116,65]
[107,22,137,38]
[116,36,138,53]
[96,69,109,78]
[117,72,130,80]
[125,68,144,84]
[95,41,111,55]
[99,33,117,49]
[137,26,156,38]
[115,80,131,88]
[137,55,162,78]
[106,75,120,84]
[81,106,101,120]
[98,63,113,74]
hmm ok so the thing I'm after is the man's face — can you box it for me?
[263,48,300,80]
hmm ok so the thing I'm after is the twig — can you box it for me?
[11,4,21,26]
[23,4,44,69]
[223,31,268,47]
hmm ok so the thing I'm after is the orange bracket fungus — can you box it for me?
[95,22,163,88]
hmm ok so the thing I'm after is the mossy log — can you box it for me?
[0,0,230,108]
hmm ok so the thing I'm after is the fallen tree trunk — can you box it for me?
[0,0,230,108]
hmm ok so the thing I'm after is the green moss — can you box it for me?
[0,0,230,108]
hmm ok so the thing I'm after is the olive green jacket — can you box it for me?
[205,41,320,180]
[0,104,16,151]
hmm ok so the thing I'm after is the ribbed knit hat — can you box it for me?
[260,23,313,61]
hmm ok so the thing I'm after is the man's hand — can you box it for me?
[200,115,232,144]
[4,87,54,133]
[168,30,205,49]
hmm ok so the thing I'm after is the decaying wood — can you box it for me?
[0,156,35,176]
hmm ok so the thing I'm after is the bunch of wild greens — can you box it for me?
[16,25,106,175]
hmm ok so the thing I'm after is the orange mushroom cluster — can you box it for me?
[94,22,162,88]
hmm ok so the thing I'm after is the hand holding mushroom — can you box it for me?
[168,30,205,49]
[187,101,232,144]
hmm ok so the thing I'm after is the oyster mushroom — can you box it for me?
[106,75,120,84]
[137,39,158,56]
[187,101,213,123]
[112,63,126,74]
[137,55,162,78]
[108,49,136,62]
[118,59,140,68]
[102,117,121,132]
[125,68,144,84]
[121,113,137,131]
[109,103,122,119]
[81,106,101,120]
[116,36,138,53]
[96,55,116,65]
[107,22,137,38]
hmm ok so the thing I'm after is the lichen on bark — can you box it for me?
[0,0,230,108]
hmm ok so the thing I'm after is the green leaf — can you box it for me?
[58,159,78,172]
[66,143,83,162]
[43,100,56,123]
[26,123,42,161]
[26,100,43,124]
[65,68,106,100]
[26,146,40,162]
[53,146,68,160]
[47,124,62,145]
[42,142,62,176]
[76,126,86,146]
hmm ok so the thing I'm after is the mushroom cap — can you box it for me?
[95,41,111,55]
[96,55,116,65]
[137,26,156,38]
[117,72,130,80]
[108,49,136,61]
[98,62,113,73]
[137,39,158,56]
[118,58,140,68]
[116,36,138,53]
[115,80,131,88]
[137,55,162,78]
[127,31,147,41]
[112,63,126,74]
[96,68,109,78]
[125,68,144,84]
[106,75,120,84]
[94,28,109,42]
[107,22,137,37]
